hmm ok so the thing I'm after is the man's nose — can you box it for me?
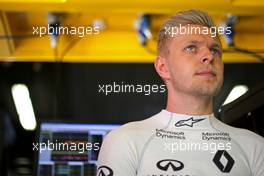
[200,48,214,64]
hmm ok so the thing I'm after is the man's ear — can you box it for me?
[154,56,170,80]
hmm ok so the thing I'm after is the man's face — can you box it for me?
[165,25,224,97]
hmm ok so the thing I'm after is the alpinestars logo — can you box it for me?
[213,150,235,173]
[97,166,113,176]
[175,117,205,127]
[156,159,184,171]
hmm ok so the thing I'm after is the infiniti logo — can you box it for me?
[156,159,184,172]
[97,166,113,176]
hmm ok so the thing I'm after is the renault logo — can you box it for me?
[213,150,235,173]
[156,159,184,172]
[97,166,113,176]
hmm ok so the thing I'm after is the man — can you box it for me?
[97,10,264,176]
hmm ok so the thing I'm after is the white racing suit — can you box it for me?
[97,110,264,176]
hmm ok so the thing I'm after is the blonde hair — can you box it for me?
[157,9,218,56]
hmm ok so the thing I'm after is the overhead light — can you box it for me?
[11,84,36,131]
[220,14,238,47]
[135,14,152,46]
[222,85,248,106]
[92,19,106,30]
[47,13,62,49]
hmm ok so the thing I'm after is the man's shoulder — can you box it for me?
[214,117,264,145]
[104,111,164,142]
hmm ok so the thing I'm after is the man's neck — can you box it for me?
[166,91,213,115]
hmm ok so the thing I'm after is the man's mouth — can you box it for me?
[195,70,216,77]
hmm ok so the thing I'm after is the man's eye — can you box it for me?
[211,48,221,55]
[185,45,197,53]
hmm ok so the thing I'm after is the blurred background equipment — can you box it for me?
[36,122,120,176]
[1,1,264,62]
[0,109,16,175]
[220,81,264,137]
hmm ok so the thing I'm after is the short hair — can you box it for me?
[157,9,219,57]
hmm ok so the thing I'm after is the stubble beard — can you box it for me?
[172,76,223,98]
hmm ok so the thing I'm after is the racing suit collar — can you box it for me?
[160,109,214,129]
